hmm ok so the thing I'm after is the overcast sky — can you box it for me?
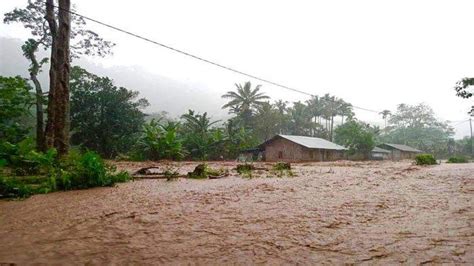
[1,0,473,137]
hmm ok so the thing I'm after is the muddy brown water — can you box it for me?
[0,161,473,264]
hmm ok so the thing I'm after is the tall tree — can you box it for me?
[44,0,71,155]
[287,101,313,136]
[274,99,289,134]
[0,76,34,143]
[379,109,391,128]
[69,66,149,158]
[221,81,269,127]
[380,103,454,156]
[4,0,114,152]
[334,119,375,159]
[254,102,280,141]
[180,110,221,159]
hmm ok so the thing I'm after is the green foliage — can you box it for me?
[236,163,255,173]
[4,0,115,59]
[222,81,270,127]
[271,162,293,177]
[273,162,291,171]
[236,163,255,178]
[133,119,185,161]
[56,151,130,190]
[415,154,437,165]
[447,156,468,163]
[180,110,222,160]
[0,138,57,175]
[0,147,130,198]
[70,66,149,158]
[0,176,33,198]
[0,76,34,143]
[334,120,375,157]
[379,103,454,157]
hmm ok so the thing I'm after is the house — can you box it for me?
[377,143,422,160]
[371,146,391,160]
[259,134,346,162]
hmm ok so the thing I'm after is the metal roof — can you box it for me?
[265,134,347,150]
[372,147,391,153]
[383,143,422,153]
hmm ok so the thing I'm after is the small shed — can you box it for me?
[371,146,391,160]
[259,134,346,162]
[378,143,422,160]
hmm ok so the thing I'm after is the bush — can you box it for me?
[0,176,33,198]
[447,156,468,163]
[0,149,131,198]
[415,154,437,165]
[57,151,130,190]
[273,162,291,171]
[271,162,294,177]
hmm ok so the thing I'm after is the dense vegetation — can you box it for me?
[447,156,468,164]
[415,154,437,166]
[1,0,472,198]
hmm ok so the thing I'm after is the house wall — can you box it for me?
[264,137,305,162]
[378,144,418,160]
[263,137,344,162]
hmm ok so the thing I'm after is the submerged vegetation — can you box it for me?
[415,154,437,166]
[0,145,130,198]
[447,156,469,164]
[187,163,227,179]
[1,0,472,199]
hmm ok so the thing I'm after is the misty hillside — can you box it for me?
[0,37,230,120]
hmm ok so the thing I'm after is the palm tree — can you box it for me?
[274,100,289,134]
[181,110,219,135]
[338,101,354,125]
[222,81,270,125]
[288,101,313,136]
[306,96,321,136]
[379,109,392,128]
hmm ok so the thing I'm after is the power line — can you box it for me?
[452,120,469,126]
[52,3,382,114]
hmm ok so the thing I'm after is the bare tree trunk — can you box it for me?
[54,0,71,155]
[44,0,71,156]
[44,0,58,150]
[330,116,334,141]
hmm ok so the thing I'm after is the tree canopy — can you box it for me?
[69,66,149,158]
[379,103,454,156]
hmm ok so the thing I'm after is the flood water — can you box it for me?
[0,161,473,264]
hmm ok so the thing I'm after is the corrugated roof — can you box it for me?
[269,134,347,150]
[372,147,391,153]
[383,143,422,153]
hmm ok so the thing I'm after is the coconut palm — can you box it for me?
[181,110,220,135]
[222,81,269,125]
